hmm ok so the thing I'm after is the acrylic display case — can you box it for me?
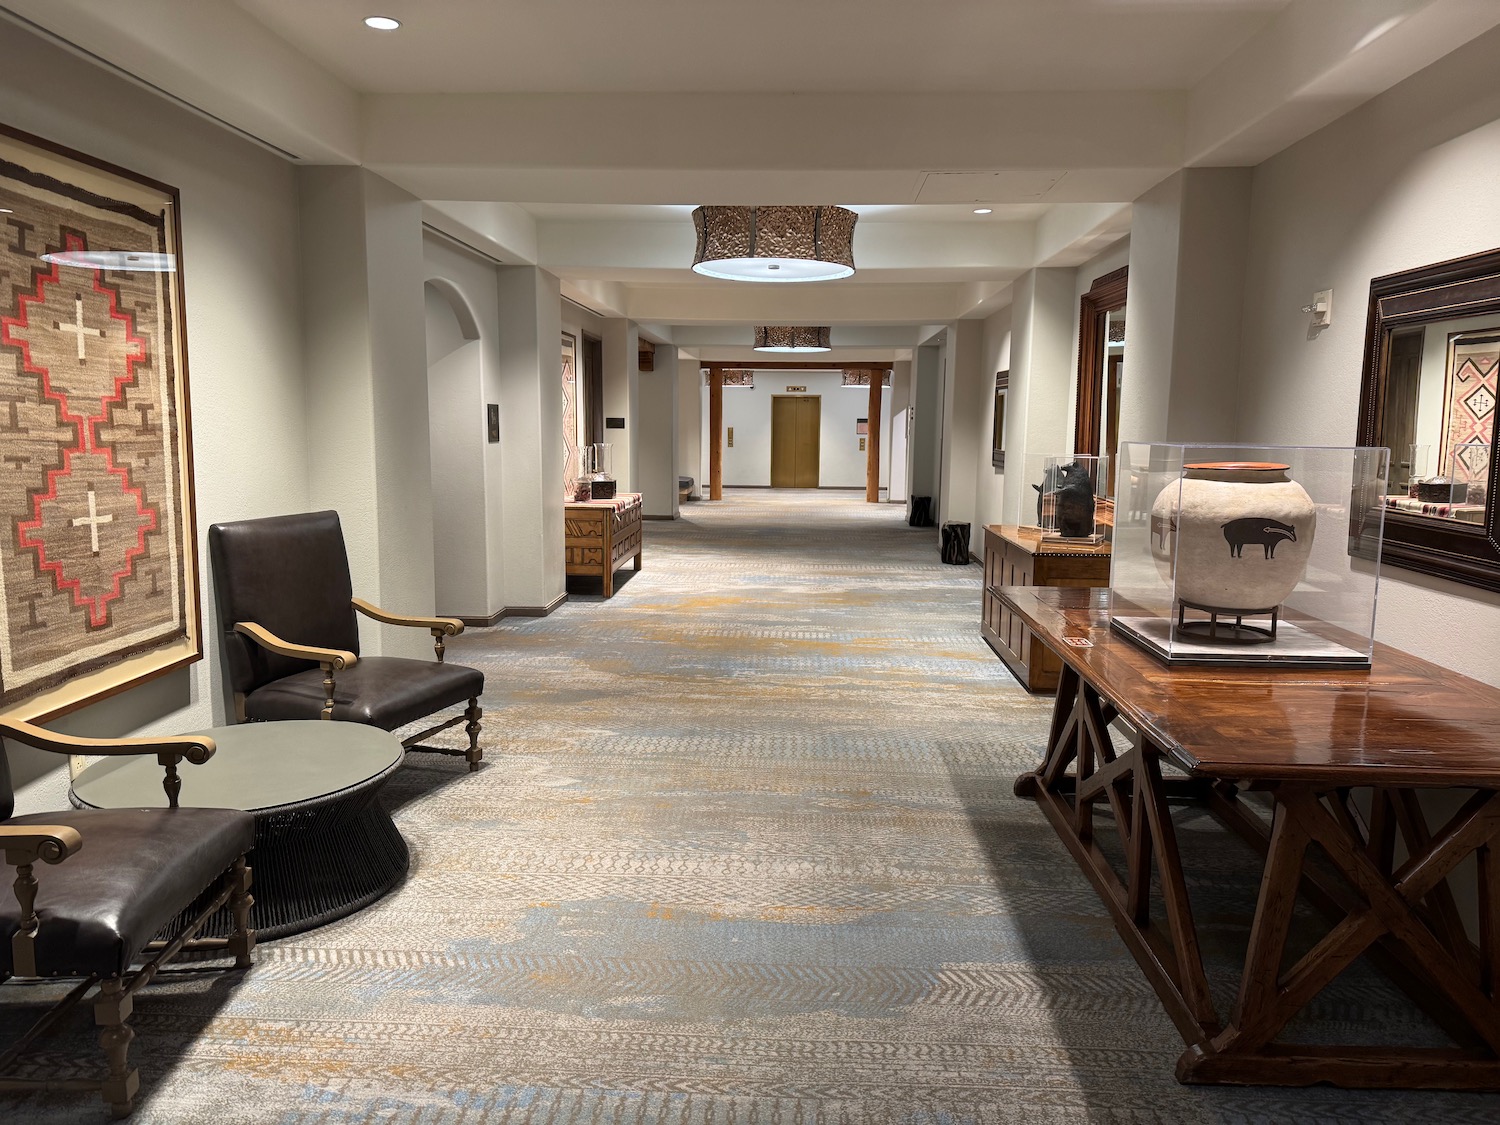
[1020,453,1111,543]
[1109,442,1389,667]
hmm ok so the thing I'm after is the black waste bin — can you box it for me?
[909,496,935,527]
[940,522,971,565]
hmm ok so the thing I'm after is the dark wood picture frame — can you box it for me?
[0,122,202,724]
[1356,246,1500,591]
[1073,267,1128,463]
[992,369,1009,469]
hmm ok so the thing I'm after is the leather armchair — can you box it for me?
[208,510,484,771]
[0,718,255,1118]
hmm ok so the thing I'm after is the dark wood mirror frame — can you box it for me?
[1356,246,1500,591]
[992,369,1009,469]
[1073,267,1128,469]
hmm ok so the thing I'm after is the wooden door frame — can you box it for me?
[1073,267,1129,460]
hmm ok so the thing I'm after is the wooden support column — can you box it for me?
[865,370,884,503]
[708,366,724,501]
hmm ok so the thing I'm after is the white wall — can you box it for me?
[0,25,309,782]
[888,361,912,504]
[1235,25,1500,683]
[705,371,891,489]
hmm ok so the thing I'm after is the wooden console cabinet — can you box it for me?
[565,494,643,598]
[981,524,1110,693]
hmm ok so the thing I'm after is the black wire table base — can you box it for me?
[184,765,408,942]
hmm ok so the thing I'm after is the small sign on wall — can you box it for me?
[727,426,734,447]
[856,417,868,435]
[487,404,500,443]
[785,385,807,393]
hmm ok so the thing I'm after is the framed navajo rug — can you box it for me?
[1440,330,1499,476]
[0,124,200,721]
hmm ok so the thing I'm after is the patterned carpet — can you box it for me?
[3,490,1494,1122]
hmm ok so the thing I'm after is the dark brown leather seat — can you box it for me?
[1,722,257,1117]
[247,657,483,730]
[209,510,484,770]
[0,807,253,978]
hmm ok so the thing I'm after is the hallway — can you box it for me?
[9,492,1490,1123]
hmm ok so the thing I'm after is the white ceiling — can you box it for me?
[234,0,1289,95]
[9,0,1500,341]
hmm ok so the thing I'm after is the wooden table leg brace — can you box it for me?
[1015,666,1500,1089]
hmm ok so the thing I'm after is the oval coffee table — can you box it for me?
[70,721,407,939]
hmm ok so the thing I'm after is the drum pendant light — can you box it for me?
[692,206,857,282]
[753,326,832,353]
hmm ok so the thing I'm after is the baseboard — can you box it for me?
[643,513,676,521]
[722,485,886,491]
[456,610,506,628]
[507,591,568,618]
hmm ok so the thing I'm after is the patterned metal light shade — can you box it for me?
[754,326,832,353]
[692,206,857,282]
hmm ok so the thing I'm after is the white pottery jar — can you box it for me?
[1150,462,1317,611]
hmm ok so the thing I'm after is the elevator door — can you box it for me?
[770,395,821,488]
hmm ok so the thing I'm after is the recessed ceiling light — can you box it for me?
[364,16,401,31]
[973,208,993,215]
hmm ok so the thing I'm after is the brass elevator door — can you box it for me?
[770,395,821,488]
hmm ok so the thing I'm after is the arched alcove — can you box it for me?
[425,276,488,618]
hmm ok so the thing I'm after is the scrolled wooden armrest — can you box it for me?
[351,597,463,636]
[0,716,216,764]
[233,621,357,669]
[5,825,84,975]
[1,825,83,868]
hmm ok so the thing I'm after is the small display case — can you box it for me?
[1021,453,1111,543]
[1109,442,1389,667]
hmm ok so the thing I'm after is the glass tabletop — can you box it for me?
[70,721,404,812]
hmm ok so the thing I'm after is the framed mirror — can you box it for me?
[992,369,1009,468]
[1073,267,1128,496]
[1356,246,1500,591]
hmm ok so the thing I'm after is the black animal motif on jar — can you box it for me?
[1222,517,1298,559]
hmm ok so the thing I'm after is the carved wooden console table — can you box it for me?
[565,492,643,598]
[1004,585,1500,1090]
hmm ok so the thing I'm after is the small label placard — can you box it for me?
[785,385,807,392]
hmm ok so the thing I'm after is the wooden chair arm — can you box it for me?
[351,598,463,636]
[233,621,356,669]
[352,598,463,662]
[0,717,217,809]
[4,825,84,976]
[1,825,83,868]
[0,716,216,764]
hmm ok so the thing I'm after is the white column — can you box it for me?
[1002,267,1078,526]
[299,166,435,658]
[637,343,680,517]
[600,319,639,491]
[1120,167,1253,445]
[677,356,704,500]
[496,265,566,613]
[937,319,985,528]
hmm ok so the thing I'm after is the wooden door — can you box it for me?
[771,395,821,487]
[1385,329,1424,490]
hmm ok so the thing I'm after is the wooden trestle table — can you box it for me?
[1003,585,1500,1091]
